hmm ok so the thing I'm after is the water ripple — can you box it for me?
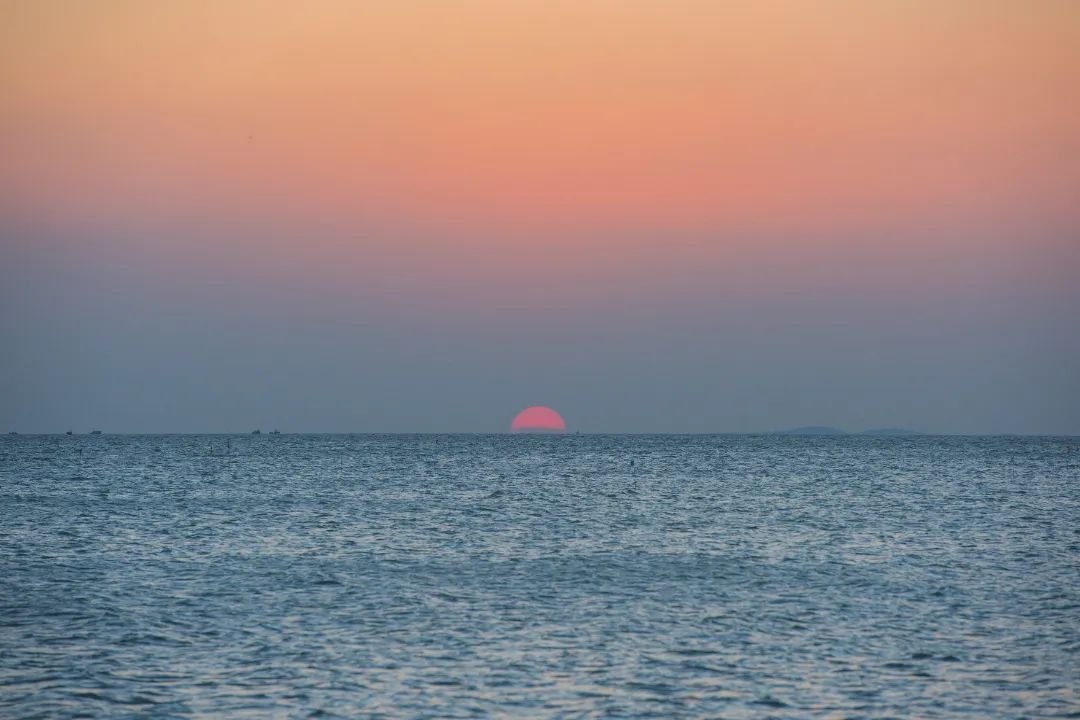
[1,434,1078,717]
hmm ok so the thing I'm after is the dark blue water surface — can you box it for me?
[1,434,1077,718]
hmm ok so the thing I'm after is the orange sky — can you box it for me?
[2,0,1078,241]
[1,1,1079,434]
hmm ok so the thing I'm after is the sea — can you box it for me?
[1,433,1077,718]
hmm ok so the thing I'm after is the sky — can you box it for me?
[1,0,1078,434]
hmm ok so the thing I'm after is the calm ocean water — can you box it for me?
[1,434,1077,718]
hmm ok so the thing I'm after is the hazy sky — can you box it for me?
[2,0,1078,433]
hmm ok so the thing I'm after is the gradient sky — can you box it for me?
[1,0,1078,433]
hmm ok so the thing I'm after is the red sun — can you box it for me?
[510,406,567,433]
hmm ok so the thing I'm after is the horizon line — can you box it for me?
[4,431,1079,438]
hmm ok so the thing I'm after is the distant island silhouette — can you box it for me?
[778,426,846,435]
[778,426,920,436]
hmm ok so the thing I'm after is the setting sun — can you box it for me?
[510,406,567,433]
